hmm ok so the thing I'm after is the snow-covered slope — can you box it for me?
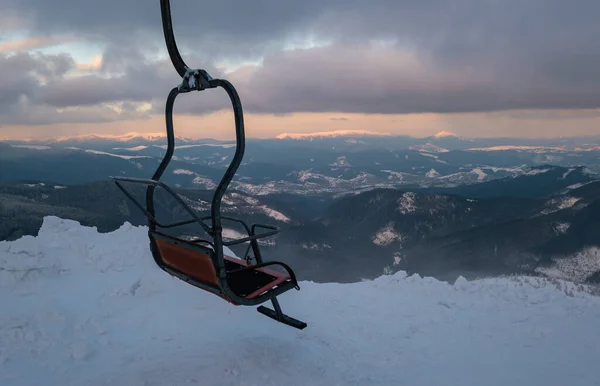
[2,217,600,386]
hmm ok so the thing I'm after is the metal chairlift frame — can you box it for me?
[110,0,306,330]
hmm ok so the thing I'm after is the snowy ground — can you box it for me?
[2,217,600,386]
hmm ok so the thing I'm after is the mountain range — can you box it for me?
[1,131,599,285]
[3,131,600,195]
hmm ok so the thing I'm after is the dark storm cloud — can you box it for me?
[233,44,600,114]
[3,0,600,123]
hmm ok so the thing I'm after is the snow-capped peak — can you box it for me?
[431,131,459,139]
[48,132,192,143]
[276,130,392,140]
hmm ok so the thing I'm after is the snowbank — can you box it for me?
[2,216,600,385]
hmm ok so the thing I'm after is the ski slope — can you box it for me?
[2,217,600,386]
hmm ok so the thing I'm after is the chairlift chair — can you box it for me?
[110,0,307,330]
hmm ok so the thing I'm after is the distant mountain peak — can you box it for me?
[49,132,192,143]
[431,131,459,139]
[276,130,392,140]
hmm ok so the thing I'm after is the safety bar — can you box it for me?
[112,175,279,245]
[113,179,196,229]
[112,176,212,234]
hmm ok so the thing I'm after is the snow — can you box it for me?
[426,168,440,178]
[557,197,581,210]
[372,223,404,246]
[409,143,450,152]
[84,149,151,160]
[564,183,585,191]
[192,176,217,189]
[301,243,331,251]
[419,152,438,159]
[393,252,403,265]
[170,169,217,189]
[3,217,600,386]
[344,138,364,144]
[236,170,390,197]
[179,196,210,212]
[431,130,458,138]
[471,167,488,180]
[541,196,582,215]
[112,146,148,151]
[300,242,331,251]
[329,156,350,168]
[222,228,248,241]
[467,145,566,152]
[536,247,600,283]
[173,168,195,175]
[224,192,291,222]
[523,167,551,175]
[397,192,417,214]
[381,170,416,182]
[51,132,190,143]
[276,130,392,140]
[582,167,600,177]
[552,222,571,235]
[23,183,45,188]
[259,206,291,223]
[227,192,260,206]
[562,168,576,179]
[295,169,345,186]
[575,145,600,151]
[10,145,51,150]
[155,143,236,149]
[418,152,449,164]
[483,165,527,173]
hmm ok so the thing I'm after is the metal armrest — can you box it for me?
[221,227,279,246]
[113,176,281,245]
[251,223,279,235]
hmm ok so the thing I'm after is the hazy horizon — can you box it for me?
[4,127,600,143]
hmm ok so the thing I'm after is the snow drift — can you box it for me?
[2,217,600,386]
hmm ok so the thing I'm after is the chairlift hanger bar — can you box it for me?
[157,0,247,248]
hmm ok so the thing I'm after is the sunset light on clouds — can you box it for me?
[1,0,600,141]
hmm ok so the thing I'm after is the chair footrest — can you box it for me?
[257,305,307,330]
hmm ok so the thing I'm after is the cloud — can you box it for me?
[0,35,80,53]
[0,51,74,107]
[76,55,103,71]
[2,0,600,128]
[0,48,157,125]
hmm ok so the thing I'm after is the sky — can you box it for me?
[1,0,600,141]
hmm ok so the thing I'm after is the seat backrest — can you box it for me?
[153,237,219,288]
